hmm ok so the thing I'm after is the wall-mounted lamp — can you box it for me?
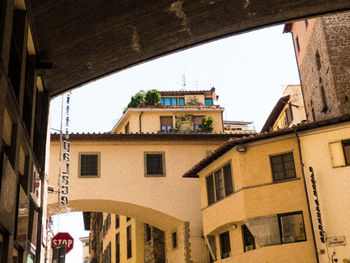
[231,224,237,230]
[236,145,246,152]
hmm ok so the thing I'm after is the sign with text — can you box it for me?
[52,232,74,254]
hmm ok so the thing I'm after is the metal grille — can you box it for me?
[146,154,163,175]
[80,154,98,176]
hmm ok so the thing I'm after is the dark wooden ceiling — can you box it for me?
[26,0,350,97]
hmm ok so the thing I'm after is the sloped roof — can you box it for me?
[261,95,290,132]
[183,115,350,178]
[158,88,215,96]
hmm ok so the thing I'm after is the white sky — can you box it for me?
[50,24,300,262]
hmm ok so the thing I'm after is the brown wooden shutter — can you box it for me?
[160,116,173,126]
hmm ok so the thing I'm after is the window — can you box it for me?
[244,211,306,247]
[343,140,350,165]
[206,163,233,205]
[79,153,100,177]
[178,98,185,105]
[115,215,120,229]
[206,174,215,205]
[127,226,132,258]
[144,152,165,177]
[160,116,173,132]
[145,224,151,242]
[161,97,177,106]
[125,122,129,134]
[285,103,293,126]
[172,232,177,249]
[115,233,120,263]
[315,51,321,71]
[205,98,213,105]
[193,116,203,131]
[219,231,231,259]
[126,217,131,222]
[320,86,328,113]
[279,212,306,243]
[270,152,296,182]
[242,225,255,252]
[295,36,300,53]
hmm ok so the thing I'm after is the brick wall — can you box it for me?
[295,12,350,121]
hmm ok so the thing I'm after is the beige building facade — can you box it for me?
[185,116,350,263]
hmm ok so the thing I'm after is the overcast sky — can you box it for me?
[49,24,300,262]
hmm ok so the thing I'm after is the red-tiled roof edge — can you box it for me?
[50,132,253,141]
[183,114,350,178]
[261,95,290,132]
[158,87,215,95]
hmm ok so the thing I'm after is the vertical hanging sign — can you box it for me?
[309,166,325,243]
[60,92,71,205]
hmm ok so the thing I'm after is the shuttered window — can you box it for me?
[160,116,173,132]
[193,116,203,131]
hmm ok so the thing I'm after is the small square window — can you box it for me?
[79,153,100,177]
[205,98,213,105]
[270,152,296,182]
[144,152,165,177]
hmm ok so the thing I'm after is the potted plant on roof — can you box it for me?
[145,89,160,106]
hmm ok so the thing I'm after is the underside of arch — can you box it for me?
[47,199,183,231]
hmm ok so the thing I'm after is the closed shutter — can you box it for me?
[160,116,173,126]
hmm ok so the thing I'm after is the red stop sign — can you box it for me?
[52,232,74,254]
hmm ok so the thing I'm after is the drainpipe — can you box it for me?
[295,128,319,263]
[139,111,143,133]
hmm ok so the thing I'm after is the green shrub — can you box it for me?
[126,90,146,108]
[201,116,213,132]
[145,89,160,105]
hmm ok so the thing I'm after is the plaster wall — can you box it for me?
[198,136,316,262]
[116,110,223,134]
[49,138,224,262]
[300,122,350,262]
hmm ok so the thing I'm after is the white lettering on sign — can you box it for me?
[52,239,73,247]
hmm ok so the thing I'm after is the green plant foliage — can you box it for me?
[200,116,213,132]
[186,97,202,105]
[127,90,146,108]
[145,89,161,105]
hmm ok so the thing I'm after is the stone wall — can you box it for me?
[144,226,165,263]
[322,12,350,116]
[297,12,350,121]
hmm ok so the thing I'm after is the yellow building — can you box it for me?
[86,212,164,263]
[185,115,350,263]
[112,88,224,134]
[261,84,306,132]
[48,89,255,263]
